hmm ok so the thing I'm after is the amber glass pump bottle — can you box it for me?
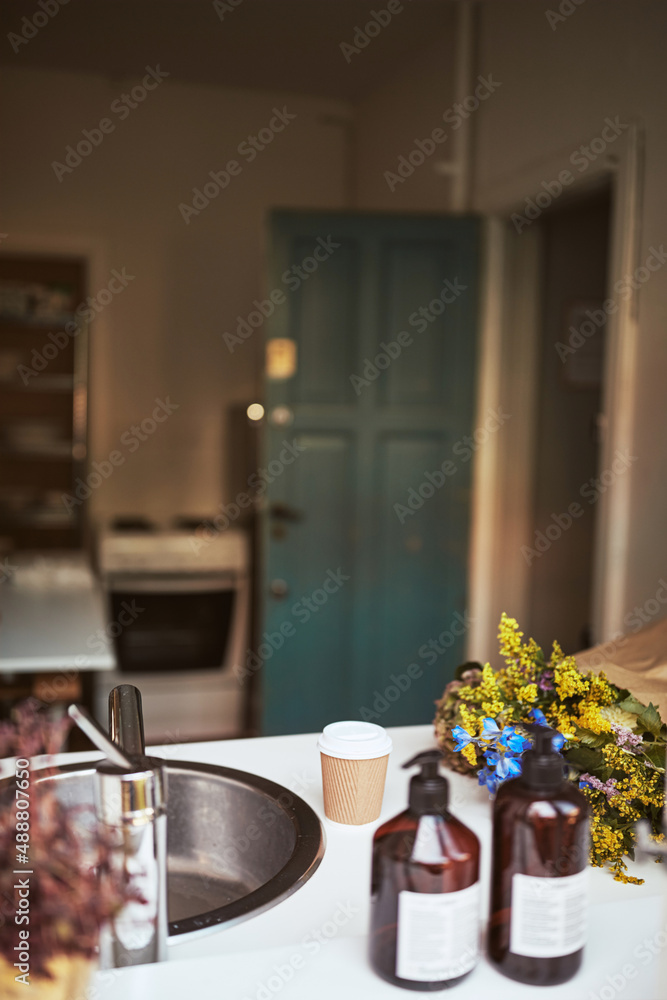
[369,750,481,991]
[488,725,590,986]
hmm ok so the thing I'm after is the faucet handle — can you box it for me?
[109,684,146,758]
[67,704,134,768]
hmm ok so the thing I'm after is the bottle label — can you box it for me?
[396,882,480,982]
[510,869,588,958]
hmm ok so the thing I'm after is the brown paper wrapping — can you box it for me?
[575,615,667,717]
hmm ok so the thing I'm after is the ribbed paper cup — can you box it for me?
[318,721,392,825]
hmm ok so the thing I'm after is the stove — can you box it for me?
[95,525,250,742]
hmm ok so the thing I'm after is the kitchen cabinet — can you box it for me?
[0,254,88,552]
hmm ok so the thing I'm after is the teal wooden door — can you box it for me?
[261,212,480,735]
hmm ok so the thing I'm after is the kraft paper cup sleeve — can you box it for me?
[317,722,392,825]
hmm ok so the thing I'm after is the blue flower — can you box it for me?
[499,726,530,753]
[478,766,501,794]
[479,718,502,743]
[485,750,523,780]
[454,712,565,797]
[528,708,566,751]
[451,725,474,751]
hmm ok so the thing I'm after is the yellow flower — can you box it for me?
[498,614,524,666]
[587,812,638,877]
[477,663,505,718]
[554,656,589,699]
[516,683,538,704]
[588,673,617,706]
[551,639,565,662]
[481,662,499,689]
[612,865,644,886]
[458,704,481,737]
[602,745,664,810]
[546,705,577,738]
[587,812,644,883]
[576,703,612,734]
[461,743,478,766]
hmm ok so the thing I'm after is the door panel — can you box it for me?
[374,432,457,678]
[379,241,451,405]
[263,430,355,734]
[292,239,360,405]
[262,212,480,735]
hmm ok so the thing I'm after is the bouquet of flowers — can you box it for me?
[434,614,666,884]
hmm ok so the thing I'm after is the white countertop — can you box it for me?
[0,576,115,673]
[75,725,666,1000]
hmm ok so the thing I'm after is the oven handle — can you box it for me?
[105,573,242,594]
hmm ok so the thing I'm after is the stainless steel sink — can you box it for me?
[21,759,324,937]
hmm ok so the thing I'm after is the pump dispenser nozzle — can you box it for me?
[403,749,449,815]
[521,723,565,790]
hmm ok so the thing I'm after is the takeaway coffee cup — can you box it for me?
[317,721,393,825]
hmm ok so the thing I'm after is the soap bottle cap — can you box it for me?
[521,724,565,790]
[403,750,449,815]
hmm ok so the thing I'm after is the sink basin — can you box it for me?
[14,760,324,938]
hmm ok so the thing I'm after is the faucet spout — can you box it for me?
[109,684,146,758]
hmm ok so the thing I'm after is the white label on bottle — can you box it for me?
[396,882,480,983]
[510,870,588,958]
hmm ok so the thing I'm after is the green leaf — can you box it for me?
[573,725,613,749]
[565,745,614,782]
[617,695,647,716]
[636,703,663,738]
[565,746,605,773]
[643,743,666,769]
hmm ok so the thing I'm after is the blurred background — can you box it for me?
[0,0,665,743]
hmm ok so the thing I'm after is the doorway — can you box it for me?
[468,124,643,664]
[528,187,612,654]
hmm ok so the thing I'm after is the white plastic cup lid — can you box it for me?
[317,721,393,760]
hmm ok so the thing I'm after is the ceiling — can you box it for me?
[0,0,457,101]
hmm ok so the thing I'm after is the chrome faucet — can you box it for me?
[68,685,168,968]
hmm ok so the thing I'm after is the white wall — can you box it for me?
[354,29,458,211]
[4,5,665,642]
[0,67,350,522]
[473,0,667,628]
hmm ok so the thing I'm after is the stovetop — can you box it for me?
[98,521,248,574]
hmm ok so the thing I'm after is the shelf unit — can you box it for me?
[0,255,88,552]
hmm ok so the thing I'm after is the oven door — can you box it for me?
[107,573,240,673]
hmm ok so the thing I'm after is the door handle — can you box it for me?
[269,579,289,599]
[269,503,304,523]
